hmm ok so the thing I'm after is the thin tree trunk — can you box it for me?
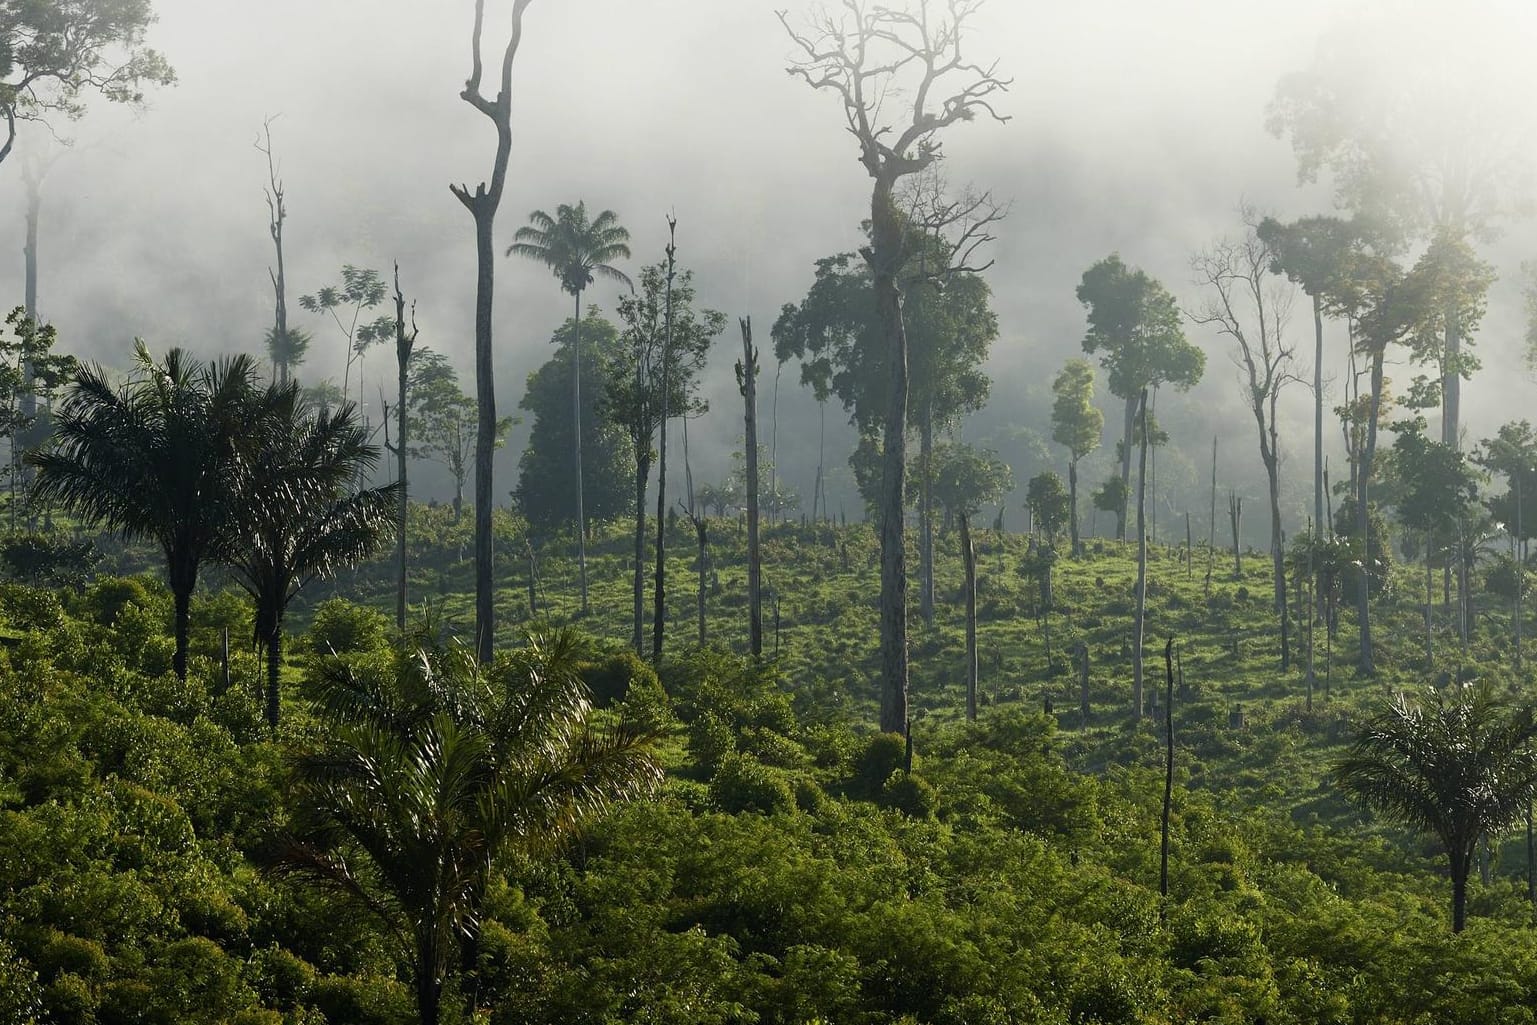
[815,399,826,523]
[694,514,708,647]
[1117,392,1136,540]
[1160,638,1175,899]
[740,318,763,658]
[1068,458,1081,557]
[1313,293,1324,537]
[1206,436,1217,594]
[1229,494,1242,578]
[653,225,677,661]
[1518,480,1524,670]
[1426,536,1435,665]
[1266,450,1289,672]
[872,182,910,734]
[1357,350,1383,674]
[450,0,526,662]
[393,264,415,634]
[962,511,977,722]
[1133,390,1149,720]
[572,291,589,615]
[1443,304,1460,450]
[632,458,649,655]
[920,409,935,627]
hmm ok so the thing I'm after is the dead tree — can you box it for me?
[1133,390,1150,720]
[256,118,296,388]
[961,510,978,721]
[1229,494,1243,578]
[737,317,763,657]
[682,501,709,647]
[451,0,536,663]
[388,264,419,632]
[653,217,678,661]
[780,0,1009,734]
[1191,210,1299,670]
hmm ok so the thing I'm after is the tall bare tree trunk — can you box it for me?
[572,290,589,615]
[391,265,417,633]
[1356,350,1384,674]
[739,318,763,657]
[1206,436,1217,594]
[653,223,677,660]
[1443,304,1460,450]
[1117,392,1136,541]
[1133,390,1149,720]
[1229,494,1243,578]
[1160,638,1175,898]
[961,511,977,722]
[1518,480,1524,671]
[690,510,708,647]
[631,456,649,655]
[1313,293,1324,537]
[872,183,910,734]
[451,0,532,663]
[1068,458,1081,557]
[920,408,935,628]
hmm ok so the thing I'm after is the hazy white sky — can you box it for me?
[3,0,1536,512]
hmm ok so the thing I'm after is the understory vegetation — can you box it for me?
[3,511,1537,1024]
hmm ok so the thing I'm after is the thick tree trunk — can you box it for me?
[632,457,649,655]
[740,319,763,657]
[572,292,589,615]
[1133,390,1149,720]
[961,512,977,722]
[872,183,910,735]
[171,565,195,683]
[1229,494,1242,578]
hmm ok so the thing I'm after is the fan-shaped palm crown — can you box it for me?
[275,628,661,1025]
[1335,681,1537,931]
[31,342,269,680]
[508,201,633,296]
[221,382,397,728]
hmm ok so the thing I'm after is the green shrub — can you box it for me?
[305,600,389,656]
[688,712,736,772]
[709,754,795,815]
[880,771,938,819]
[582,650,661,708]
[852,732,908,797]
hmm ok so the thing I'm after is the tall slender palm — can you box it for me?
[273,629,662,1025]
[221,384,397,730]
[1335,682,1537,932]
[31,343,262,680]
[509,202,632,614]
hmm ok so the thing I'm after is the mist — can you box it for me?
[4,0,1536,540]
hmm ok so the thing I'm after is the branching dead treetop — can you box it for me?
[777,0,1010,185]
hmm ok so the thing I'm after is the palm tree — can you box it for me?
[31,343,263,680]
[221,384,397,730]
[263,325,312,387]
[509,202,632,614]
[272,629,661,1025]
[1335,682,1537,932]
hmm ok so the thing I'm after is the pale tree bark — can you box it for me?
[1191,217,1298,671]
[961,511,977,721]
[920,408,935,628]
[684,503,708,647]
[258,118,290,388]
[738,318,763,657]
[451,0,535,664]
[390,264,418,633]
[653,219,678,660]
[780,0,1008,735]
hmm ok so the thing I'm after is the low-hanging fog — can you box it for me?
[3,0,1536,544]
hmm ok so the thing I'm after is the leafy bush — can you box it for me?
[709,754,795,815]
[305,599,389,656]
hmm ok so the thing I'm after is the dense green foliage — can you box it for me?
[11,505,1537,1021]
